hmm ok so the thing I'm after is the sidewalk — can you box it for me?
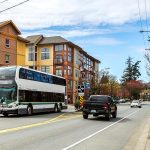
[63,104,76,113]
[124,112,150,150]
[134,115,150,150]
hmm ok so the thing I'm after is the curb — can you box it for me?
[145,125,150,150]
[134,116,150,150]
[124,112,150,150]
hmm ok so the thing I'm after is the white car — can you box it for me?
[130,100,142,108]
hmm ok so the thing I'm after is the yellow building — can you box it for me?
[17,36,29,66]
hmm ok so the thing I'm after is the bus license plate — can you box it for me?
[91,110,96,113]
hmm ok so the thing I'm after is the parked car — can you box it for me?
[113,99,119,104]
[118,99,126,103]
[82,95,117,120]
[130,100,142,108]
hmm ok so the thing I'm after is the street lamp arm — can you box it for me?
[140,30,150,33]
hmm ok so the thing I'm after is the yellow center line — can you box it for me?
[0,114,81,135]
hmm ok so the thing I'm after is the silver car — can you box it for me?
[130,100,142,108]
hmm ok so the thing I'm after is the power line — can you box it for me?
[137,0,147,50]
[0,0,30,13]
[0,0,8,4]
[144,0,150,47]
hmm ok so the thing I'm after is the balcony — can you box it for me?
[54,58,63,65]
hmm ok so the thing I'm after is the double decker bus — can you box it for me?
[0,66,67,116]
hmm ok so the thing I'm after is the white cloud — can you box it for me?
[74,37,123,46]
[0,0,148,30]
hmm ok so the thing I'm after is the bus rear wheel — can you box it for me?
[54,104,60,113]
[27,105,33,115]
[58,103,62,112]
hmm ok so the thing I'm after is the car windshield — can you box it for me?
[0,87,17,103]
[132,100,139,103]
[89,96,108,102]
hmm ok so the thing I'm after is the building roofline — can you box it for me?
[26,35,43,45]
[68,41,100,63]
[17,36,29,43]
[0,20,21,34]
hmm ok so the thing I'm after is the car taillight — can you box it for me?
[102,102,109,109]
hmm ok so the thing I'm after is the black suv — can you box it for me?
[82,95,117,120]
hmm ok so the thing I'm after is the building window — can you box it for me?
[41,66,50,73]
[5,39,10,48]
[55,44,63,51]
[54,55,63,64]
[56,70,62,76]
[68,47,72,62]
[64,66,67,76]
[75,69,79,78]
[28,46,34,61]
[56,68,62,76]
[64,44,67,51]
[68,66,72,76]
[64,52,67,61]
[5,54,10,63]
[56,55,62,59]
[41,48,50,60]
[75,81,78,89]
[75,49,80,65]
[68,80,72,89]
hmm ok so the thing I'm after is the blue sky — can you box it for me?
[0,0,149,82]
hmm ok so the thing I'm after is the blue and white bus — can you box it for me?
[0,66,67,116]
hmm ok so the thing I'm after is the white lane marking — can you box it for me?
[62,109,141,150]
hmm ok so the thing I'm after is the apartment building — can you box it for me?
[0,20,29,67]
[0,20,21,66]
[26,35,100,103]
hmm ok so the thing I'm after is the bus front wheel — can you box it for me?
[27,105,33,115]
[2,113,8,117]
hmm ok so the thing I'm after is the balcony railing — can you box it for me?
[54,58,63,65]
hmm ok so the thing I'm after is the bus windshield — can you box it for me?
[0,87,17,103]
[0,67,16,80]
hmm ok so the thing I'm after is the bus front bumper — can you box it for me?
[0,107,18,114]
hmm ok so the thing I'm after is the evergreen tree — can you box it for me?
[121,57,141,82]
[132,61,141,80]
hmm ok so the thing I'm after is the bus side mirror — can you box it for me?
[0,99,4,103]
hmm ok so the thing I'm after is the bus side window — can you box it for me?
[59,78,66,86]
[19,68,26,79]
[48,75,53,84]
[54,77,59,85]
[34,72,41,81]
[26,70,34,80]
[19,90,25,102]
[41,74,48,83]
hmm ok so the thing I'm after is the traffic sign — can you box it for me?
[84,83,91,89]
[79,96,84,106]
[78,85,85,96]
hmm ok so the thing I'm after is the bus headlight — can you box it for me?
[8,103,18,108]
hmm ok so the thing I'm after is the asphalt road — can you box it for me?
[0,102,150,150]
